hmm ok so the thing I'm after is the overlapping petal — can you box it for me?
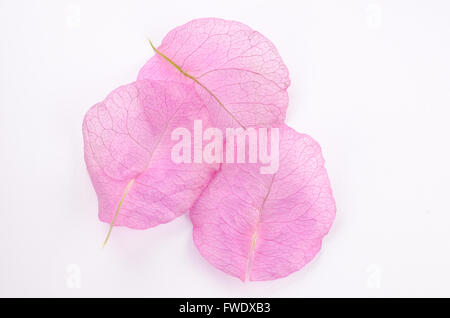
[190,125,335,281]
[138,18,290,129]
[83,80,217,230]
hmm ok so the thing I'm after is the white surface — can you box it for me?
[1,0,450,297]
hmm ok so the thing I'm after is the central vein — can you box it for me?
[102,107,176,247]
[246,175,275,280]
[102,178,135,248]
[148,40,246,129]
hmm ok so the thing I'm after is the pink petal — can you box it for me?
[190,125,336,281]
[138,18,290,129]
[83,80,217,229]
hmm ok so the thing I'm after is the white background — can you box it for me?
[1,0,449,297]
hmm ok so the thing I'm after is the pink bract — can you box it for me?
[82,18,336,282]
[138,17,290,130]
[83,80,217,229]
[190,125,336,281]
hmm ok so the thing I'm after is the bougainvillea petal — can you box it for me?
[138,18,290,129]
[83,80,217,231]
[190,125,336,281]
